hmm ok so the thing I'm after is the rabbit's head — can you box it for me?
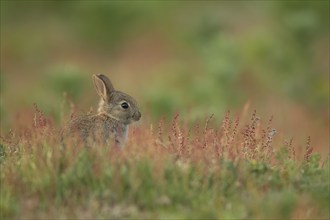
[93,73,141,124]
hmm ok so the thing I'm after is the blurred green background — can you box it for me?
[0,1,329,150]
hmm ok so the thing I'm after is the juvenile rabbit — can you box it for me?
[61,73,141,147]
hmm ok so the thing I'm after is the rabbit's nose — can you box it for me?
[134,111,141,121]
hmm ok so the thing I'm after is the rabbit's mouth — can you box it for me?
[121,111,141,124]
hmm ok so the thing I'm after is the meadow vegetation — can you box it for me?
[1,1,329,219]
[0,104,328,219]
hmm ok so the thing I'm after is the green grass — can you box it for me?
[0,108,329,219]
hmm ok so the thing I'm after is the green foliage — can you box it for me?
[1,1,328,121]
[0,189,18,219]
[1,139,328,218]
[0,144,6,164]
[0,72,6,127]
[45,66,88,101]
[143,4,327,121]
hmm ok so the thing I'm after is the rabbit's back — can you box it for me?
[62,114,128,146]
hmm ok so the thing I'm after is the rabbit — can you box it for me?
[61,73,141,147]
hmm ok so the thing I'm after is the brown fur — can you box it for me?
[61,74,140,147]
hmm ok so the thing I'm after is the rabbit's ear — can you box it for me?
[92,74,115,101]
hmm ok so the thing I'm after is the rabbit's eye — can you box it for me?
[121,102,129,109]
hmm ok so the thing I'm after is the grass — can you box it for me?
[0,105,329,219]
